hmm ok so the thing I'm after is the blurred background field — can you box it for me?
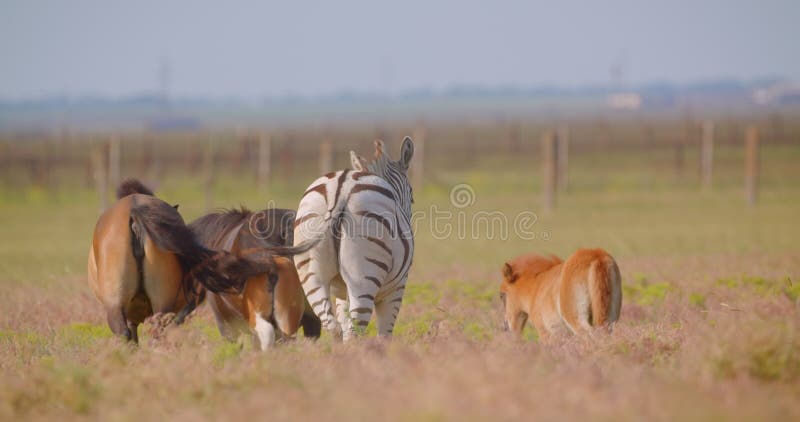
[1,112,799,282]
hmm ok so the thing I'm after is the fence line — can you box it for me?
[90,147,108,213]
[745,126,759,206]
[541,130,557,213]
[411,124,426,191]
[700,121,714,190]
[258,132,272,191]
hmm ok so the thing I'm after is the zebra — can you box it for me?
[292,137,414,341]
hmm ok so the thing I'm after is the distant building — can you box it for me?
[753,83,800,105]
[607,92,642,110]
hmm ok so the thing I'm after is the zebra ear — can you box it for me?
[350,151,368,171]
[399,136,414,170]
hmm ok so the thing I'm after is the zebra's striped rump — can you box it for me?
[294,138,415,340]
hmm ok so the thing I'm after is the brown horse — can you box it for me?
[88,180,285,345]
[189,208,321,343]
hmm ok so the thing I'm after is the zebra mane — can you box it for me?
[365,138,412,177]
[366,154,393,178]
[356,138,414,216]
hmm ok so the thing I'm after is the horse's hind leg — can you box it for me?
[126,320,139,343]
[142,239,183,315]
[106,306,132,341]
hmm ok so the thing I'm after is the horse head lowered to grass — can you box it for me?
[189,207,322,345]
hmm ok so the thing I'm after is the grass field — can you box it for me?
[1,141,799,420]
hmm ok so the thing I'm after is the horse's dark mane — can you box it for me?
[117,178,154,199]
[190,207,297,251]
[130,198,268,295]
[189,207,254,250]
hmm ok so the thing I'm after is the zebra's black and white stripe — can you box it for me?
[293,137,414,340]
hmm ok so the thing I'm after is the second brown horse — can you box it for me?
[189,208,321,344]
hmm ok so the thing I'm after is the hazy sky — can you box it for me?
[0,1,798,99]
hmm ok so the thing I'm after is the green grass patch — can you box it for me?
[748,338,800,381]
[213,342,243,367]
[461,321,492,342]
[395,311,437,340]
[688,292,707,309]
[623,275,674,305]
[521,327,539,343]
[715,276,787,297]
[784,278,800,301]
[57,323,113,348]
[445,279,496,309]
[404,282,440,306]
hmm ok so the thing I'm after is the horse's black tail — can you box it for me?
[117,178,154,199]
[129,197,271,297]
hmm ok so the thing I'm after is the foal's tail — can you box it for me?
[129,197,270,296]
[589,254,622,329]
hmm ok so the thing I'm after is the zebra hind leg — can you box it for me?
[339,269,382,341]
[334,298,352,336]
[345,289,376,341]
[295,252,342,342]
[331,275,353,338]
[375,283,406,338]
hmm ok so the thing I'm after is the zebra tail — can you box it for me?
[261,237,322,257]
[297,198,348,246]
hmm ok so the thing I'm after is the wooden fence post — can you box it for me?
[541,130,557,212]
[39,140,52,189]
[141,133,153,176]
[745,126,759,206]
[769,112,783,144]
[257,132,272,190]
[203,139,216,212]
[91,147,108,213]
[319,136,334,174]
[508,121,520,153]
[465,126,476,163]
[674,138,686,180]
[700,121,714,190]
[411,124,426,191]
[109,134,121,191]
[280,137,295,182]
[556,126,569,192]
[233,127,247,170]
